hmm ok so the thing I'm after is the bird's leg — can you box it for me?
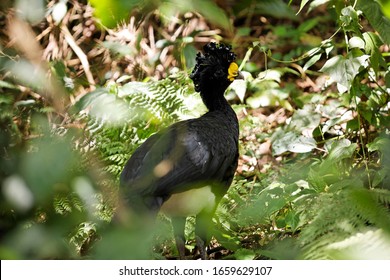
[172,217,187,260]
[195,211,212,260]
[175,235,186,260]
[195,236,207,260]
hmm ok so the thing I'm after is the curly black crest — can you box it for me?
[190,42,237,92]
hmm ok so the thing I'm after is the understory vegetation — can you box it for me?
[1,0,389,259]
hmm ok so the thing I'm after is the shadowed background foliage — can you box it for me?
[0,0,389,259]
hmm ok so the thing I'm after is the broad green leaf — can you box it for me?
[357,0,390,44]
[234,248,256,260]
[20,133,80,204]
[75,88,132,125]
[320,53,370,93]
[298,18,319,33]
[367,136,390,168]
[380,0,390,19]
[340,6,361,34]
[253,0,297,20]
[363,32,384,53]
[287,135,317,153]
[327,139,357,162]
[229,79,247,103]
[285,211,300,232]
[90,0,232,30]
[362,32,386,74]
[272,131,317,155]
[89,0,139,28]
[349,36,365,49]
[183,44,197,70]
[239,182,291,224]
[160,0,231,30]
[6,60,47,90]
[289,106,322,133]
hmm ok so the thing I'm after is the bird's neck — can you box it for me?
[200,87,232,112]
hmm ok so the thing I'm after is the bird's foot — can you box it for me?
[195,236,207,260]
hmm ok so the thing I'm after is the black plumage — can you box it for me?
[120,42,242,259]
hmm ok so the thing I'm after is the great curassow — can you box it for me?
[120,42,242,259]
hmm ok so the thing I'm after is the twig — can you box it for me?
[61,24,95,89]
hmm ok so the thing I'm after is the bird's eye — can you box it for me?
[227,62,239,81]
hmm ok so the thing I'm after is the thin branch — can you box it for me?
[61,24,95,89]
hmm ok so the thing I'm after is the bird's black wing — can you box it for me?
[120,119,236,210]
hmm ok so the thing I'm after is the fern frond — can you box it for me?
[54,193,83,215]
[77,72,198,180]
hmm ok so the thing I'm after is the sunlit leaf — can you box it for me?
[272,131,316,155]
[89,0,139,28]
[288,135,317,153]
[349,36,365,49]
[320,53,370,93]
[228,79,247,103]
[303,53,322,71]
[289,106,321,134]
[75,88,133,125]
[297,0,311,14]
[326,229,390,259]
[51,1,68,24]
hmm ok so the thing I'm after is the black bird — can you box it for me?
[120,42,242,259]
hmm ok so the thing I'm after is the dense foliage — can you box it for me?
[0,0,389,259]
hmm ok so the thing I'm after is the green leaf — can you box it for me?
[297,0,310,14]
[234,248,256,260]
[340,6,361,34]
[288,135,317,153]
[357,0,390,44]
[367,136,390,169]
[229,79,247,103]
[0,80,20,90]
[363,32,384,53]
[367,136,390,153]
[183,44,197,70]
[348,188,390,233]
[320,53,370,93]
[272,131,317,155]
[289,106,322,133]
[380,0,390,19]
[303,53,322,71]
[74,88,132,125]
[349,36,365,49]
[327,139,357,162]
[89,0,139,28]
[160,0,231,30]
[386,71,390,89]
[326,229,390,259]
[308,0,331,14]
[285,211,300,232]
[363,32,386,74]
[251,0,297,20]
